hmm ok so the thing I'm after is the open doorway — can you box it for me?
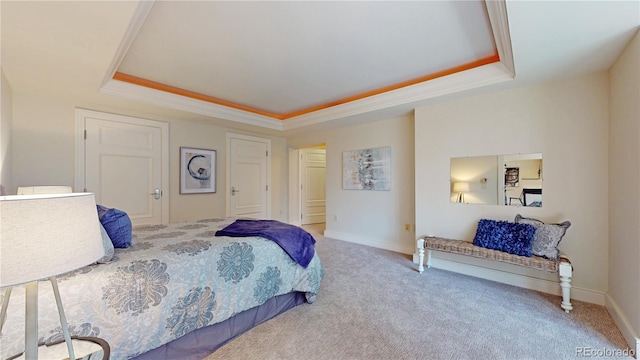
[288,145,326,226]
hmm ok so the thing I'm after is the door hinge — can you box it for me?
[84,130,87,139]
[266,150,269,157]
[266,185,268,191]
[301,214,303,220]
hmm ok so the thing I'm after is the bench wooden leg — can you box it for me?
[559,260,573,313]
[417,238,425,273]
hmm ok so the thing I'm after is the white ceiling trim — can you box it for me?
[282,62,514,131]
[100,1,155,90]
[486,0,515,76]
[99,79,284,130]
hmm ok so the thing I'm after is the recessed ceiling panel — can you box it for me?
[117,1,496,117]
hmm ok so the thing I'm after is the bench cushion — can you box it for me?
[424,237,559,273]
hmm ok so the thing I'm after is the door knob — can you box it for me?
[151,188,161,200]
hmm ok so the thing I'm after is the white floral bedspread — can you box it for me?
[0,218,324,359]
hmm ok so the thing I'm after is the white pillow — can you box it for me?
[515,214,571,260]
[97,222,115,263]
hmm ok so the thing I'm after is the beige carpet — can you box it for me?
[205,224,633,360]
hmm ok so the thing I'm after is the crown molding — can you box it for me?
[100,0,156,89]
[99,79,284,130]
[282,62,513,131]
[486,0,515,76]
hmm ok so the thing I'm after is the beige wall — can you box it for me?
[609,29,640,346]
[287,115,416,254]
[0,70,12,192]
[9,92,288,222]
[168,119,229,222]
[11,93,77,193]
[415,72,610,293]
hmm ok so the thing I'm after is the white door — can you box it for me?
[227,133,270,219]
[77,109,168,226]
[301,148,326,225]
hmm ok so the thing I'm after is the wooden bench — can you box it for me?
[417,236,573,313]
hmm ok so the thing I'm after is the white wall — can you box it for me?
[0,70,13,193]
[9,92,288,222]
[287,115,416,254]
[609,29,640,351]
[415,72,610,296]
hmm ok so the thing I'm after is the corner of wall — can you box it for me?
[608,27,640,352]
[0,69,14,193]
[606,294,640,357]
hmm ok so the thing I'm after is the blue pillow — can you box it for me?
[472,219,536,257]
[96,204,132,248]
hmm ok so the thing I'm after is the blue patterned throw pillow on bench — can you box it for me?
[472,219,536,257]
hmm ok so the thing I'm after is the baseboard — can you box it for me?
[605,294,640,357]
[323,230,414,255]
[425,257,606,305]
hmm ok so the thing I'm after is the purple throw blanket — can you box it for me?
[215,220,316,268]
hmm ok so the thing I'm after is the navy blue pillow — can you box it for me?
[472,219,536,257]
[96,204,132,248]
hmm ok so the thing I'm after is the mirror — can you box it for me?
[450,153,542,206]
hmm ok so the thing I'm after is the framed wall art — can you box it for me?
[180,147,216,194]
[343,146,391,191]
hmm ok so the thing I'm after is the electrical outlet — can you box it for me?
[404,223,411,231]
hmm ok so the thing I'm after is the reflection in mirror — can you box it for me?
[450,153,542,206]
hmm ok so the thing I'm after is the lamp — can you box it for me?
[16,186,73,195]
[453,182,469,203]
[0,193,104,359]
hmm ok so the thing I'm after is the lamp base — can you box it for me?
[456,192,465,203]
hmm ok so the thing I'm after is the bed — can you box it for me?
[0,218,324,360]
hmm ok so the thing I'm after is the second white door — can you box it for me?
[301,148,326,225]
[227,134,270,219]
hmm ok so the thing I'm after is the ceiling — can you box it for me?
[115,1,498,118]
[2,1,639,135]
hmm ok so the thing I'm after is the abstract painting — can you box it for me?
[343,146,391,191]
[180,147,216,194]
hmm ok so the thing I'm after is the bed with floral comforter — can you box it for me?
[0,218,324,359]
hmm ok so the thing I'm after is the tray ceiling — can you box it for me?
[110,1,501,122]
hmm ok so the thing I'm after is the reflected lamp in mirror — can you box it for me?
[452,182,469,203]
[0,193,104,359]
[450,153,542,206]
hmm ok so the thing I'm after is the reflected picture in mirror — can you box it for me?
[450,153,542,206]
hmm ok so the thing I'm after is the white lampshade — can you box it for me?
[0,193,104,287]
[452,182,469,193]
[16,186,73,195]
